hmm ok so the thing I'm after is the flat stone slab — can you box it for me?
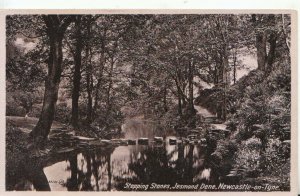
[100,139,111,144]
[169,138,177,145]
[128,139,136,145]
[74,136,97,141]
[154,137,164,142]
[138,138,149,145]
[55,147,76,154]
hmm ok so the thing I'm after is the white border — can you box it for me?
[1,0,300,9]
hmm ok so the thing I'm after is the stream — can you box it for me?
[38,118,227,191]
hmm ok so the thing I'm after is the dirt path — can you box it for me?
[194,105,215,117]
[6,116,65,133]
[194,105,227,130]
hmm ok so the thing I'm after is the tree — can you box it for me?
[70,16,83,128]
[251,14,283,74]
[30,15,74,144]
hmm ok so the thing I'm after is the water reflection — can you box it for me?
[44,145,211,191]
[42,119,221,191]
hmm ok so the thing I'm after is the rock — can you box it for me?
[111,139,121,144]
[209,129,228,139]
[88,140,105,146]
[187,134,197,140]
[154,137,164,143]
[138,138,149,145]
[226,173,237,177]
[203,116,223,124]
[50,128,64,133]
[56,147,75,154]
[74,136,97,141]
[120,139,128,146]
[169,138,177,145]
[128,139,136,145]
[100,139,111,144]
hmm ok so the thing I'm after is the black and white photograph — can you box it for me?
[4,12,295,192]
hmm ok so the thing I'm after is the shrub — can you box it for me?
[54,102,71,124]
[234,137,261,171]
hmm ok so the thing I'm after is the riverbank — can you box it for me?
[6,116,118,190]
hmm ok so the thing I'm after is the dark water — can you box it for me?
[39,119,224,191]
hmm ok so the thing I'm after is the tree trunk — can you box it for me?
[86,48,93,124]
[68,154,79,191]
[281,14,290,52]
[93,79,101,117]
[30,15,73,144]
[188,60,195,113]
[221,45,229,120]
[256,32,267,71]
[107,154,112,191]
[71,16,83,128]
[252,14,267,71]
[266,15,277,74]
[163,80,168,112]
[178,93,182,117]
[106,58,114,114]
[93,52,105,120]
[85,23,93,124]
[266,32,277,73]
[30,30,63,140]
[233,50,237,84]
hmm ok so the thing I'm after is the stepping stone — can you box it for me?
[128,139,136,145]
[120,139,128,146]
[138,138,149,145]
[187,134,197,140]
[111,139,121,143]
[154,137,164,143]
[74,136,96,141]
[56,147,75,153]
[169,138,177,145]
[100,139,111,144]
[88,140,105,146]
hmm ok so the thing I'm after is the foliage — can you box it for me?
[233,137,262,171]
[54,102,71,124]
[261,138,290,172]
[6,90,43,117]
[211,139,238,164]
[6,14,291,144]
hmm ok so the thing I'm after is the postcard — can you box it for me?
[1,9,297,196]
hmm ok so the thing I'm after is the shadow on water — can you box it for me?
[9,119,227,191]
